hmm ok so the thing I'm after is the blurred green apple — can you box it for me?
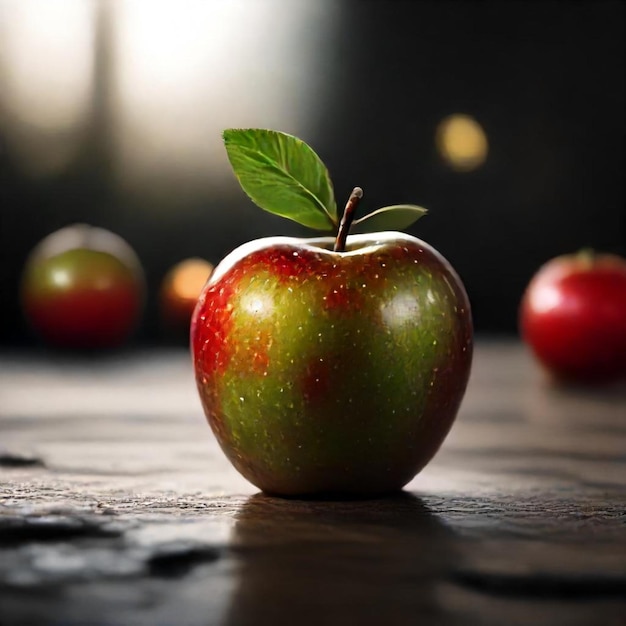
[21,224,145,349]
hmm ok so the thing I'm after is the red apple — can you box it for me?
[159,258,213,338]
[21,224,145,349]
[520,251,626,383]
[192,232,472,496]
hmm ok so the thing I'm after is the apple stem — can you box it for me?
[334,187,363,252]
[577,247,595,269]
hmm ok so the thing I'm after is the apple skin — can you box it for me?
[21,225,145,349]
[191,232,473,497]
[520,252,626,383]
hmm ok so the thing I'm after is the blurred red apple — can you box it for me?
[21,224,145,349]
[159,258,213,337]
[520,250,626,383]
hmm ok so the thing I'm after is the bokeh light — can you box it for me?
[160,258,214,334]
[436,114,488,172]
[0,0,95,176]
[110,0,338,200]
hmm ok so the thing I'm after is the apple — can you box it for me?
[191,129,473,497]
[21,224,145,349]
[159,258,214,338]
[192,231,472,496]
[520,251,626,383]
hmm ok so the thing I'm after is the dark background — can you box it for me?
[1,0,624,346]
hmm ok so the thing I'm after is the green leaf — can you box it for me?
[223,129,337,231]
[352,205,428,233]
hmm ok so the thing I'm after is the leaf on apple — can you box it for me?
[351,205,428,233]
[223,129,337,231]
[223,128,429,242]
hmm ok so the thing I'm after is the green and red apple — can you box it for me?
[21,224,145,349]
[191,129,472,497]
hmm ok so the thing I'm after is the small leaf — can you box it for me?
[352,205,428,233]
[223,129,337,231]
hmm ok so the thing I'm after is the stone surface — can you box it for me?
[0,342,624,625]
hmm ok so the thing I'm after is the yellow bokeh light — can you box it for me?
[170,258,214,302]
[436,114,488,172]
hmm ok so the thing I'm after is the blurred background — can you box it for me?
[0,0,624,346]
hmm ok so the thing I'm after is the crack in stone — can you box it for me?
[0,450,45,468]
[449,569,626,599]
[146,542,223,578]
[0,516,123,545]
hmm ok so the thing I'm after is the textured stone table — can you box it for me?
[1,341,624,625]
